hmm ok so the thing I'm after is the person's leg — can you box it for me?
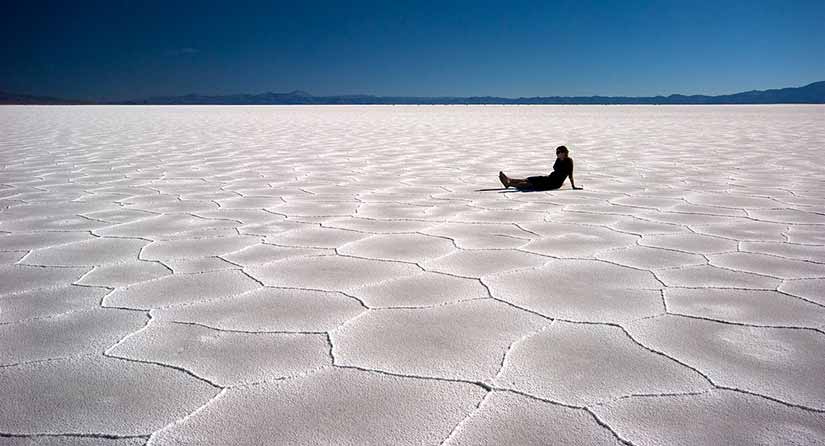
[500,171,531,189]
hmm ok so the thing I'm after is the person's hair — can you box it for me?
[556,145,569,154]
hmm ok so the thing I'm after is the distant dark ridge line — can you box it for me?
[3,81,824,105]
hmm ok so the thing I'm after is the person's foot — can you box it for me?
[499,171,510,188]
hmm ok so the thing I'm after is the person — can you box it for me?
[499,145,582,190]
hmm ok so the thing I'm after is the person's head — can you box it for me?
[556,145,569,160]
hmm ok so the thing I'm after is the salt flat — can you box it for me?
[1,105,824,445]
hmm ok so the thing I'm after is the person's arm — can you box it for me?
[569,160,582,189]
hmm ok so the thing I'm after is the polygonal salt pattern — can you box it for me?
[349,271,489,307]
[265,226,367,248]
[338,233,455,263]
[0,285,109,322]
[709,252,825,279]
[595,245,706,270]
[592,390,825,446]
[140,236,261,260]
[778,279,825,306]
[656,265,781,289]
[0,308,146,365]
[20,237,148,267]
[148,367,485,446]
[159,256,239,274]
[103,270,261,309]
[0,231,95,251]
[153,287,365,332]
[421,222,534,249]
[95,214,237,238]
[443,391,623,446]
[740,241,825,263]
[638,233,738,255]
[665,288,825,328]
[422,249,548,278]
[332,300,549,381]
[2,105,824,442]
[245,255,420,290]
[691,221,788,242]
[74,261,172,287]
[221,243,330,266]
[627,315,825,410]
[108,322,331,386]
[518,222,640,257]
[484,259,663,323]
[0,356,217,436]
[495,322,710,406]
[0,437,146,445]
[0,265,90,296]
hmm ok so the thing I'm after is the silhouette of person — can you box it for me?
[499,145,582,190]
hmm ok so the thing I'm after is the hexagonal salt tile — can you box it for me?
[0,356,217,436]
[323,217,434,234]
[692,221,788,242]
[0,437,146,446]
[0,285,108,322]
[665,288,825,328]
[484,259,662,323]
[638,233,737,255]
[265,227,367,248]
[0,231,95,251]
[0,308,147,364]
[108,322,330,386]
[103,270,260,309]
[20,238,148,266]
[740,241,825,263]
[709,252,825,279]
[443,391,622,446]
[422,250,548,278]
[626,315,825,410]
[656,265,780,289]
[95,214,237,238]
[519,223,639,258]
[778,279,825,306]
[786,225,825,245]
[221,244,330,266]
[422,223,533,249]
[245,255,419,290]
[140,236,261,260]
[153,287,365,332]
[338,233,455,263]
[332,300,549,381]
[148,367,485,446]
[75,261,172,287]
[609,218,687,236]
[495,322,708,406]
[349,272,488,307]
[592,389,825,446]
[160,257,238,274]
[596,246,705,269]
[0,265,89,295]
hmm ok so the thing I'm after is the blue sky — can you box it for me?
[2,0,823,100]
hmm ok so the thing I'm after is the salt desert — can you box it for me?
[1,105,824,445]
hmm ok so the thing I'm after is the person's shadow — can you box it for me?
[474,188,552,192]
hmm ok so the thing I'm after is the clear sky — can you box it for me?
[3,0,824,101]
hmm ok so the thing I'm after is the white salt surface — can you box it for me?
[1,105,824,444]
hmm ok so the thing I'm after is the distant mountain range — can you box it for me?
[0,91,92,105]
[3,81,824,105]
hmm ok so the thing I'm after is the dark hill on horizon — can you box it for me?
[0,91,92,105]
[3,82,824,105]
